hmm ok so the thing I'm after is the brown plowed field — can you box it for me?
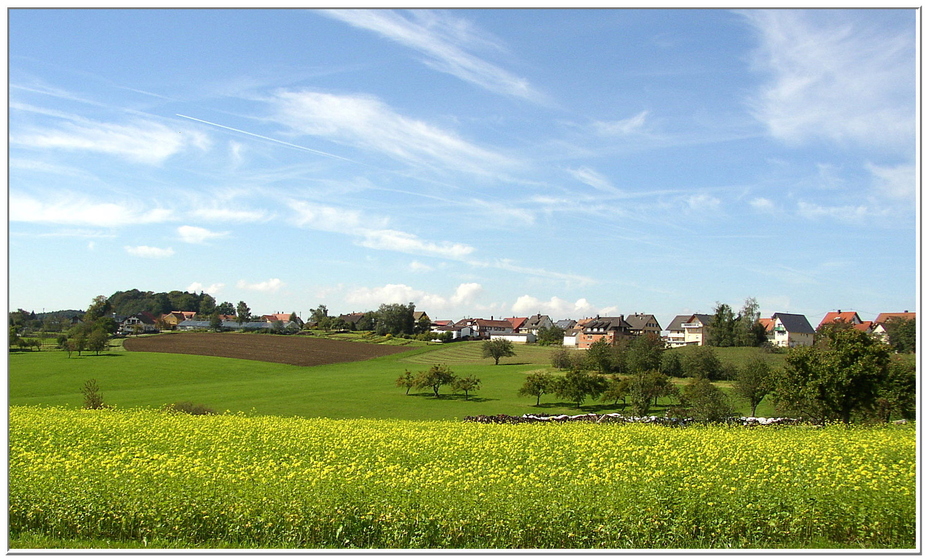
[123,333,414,367]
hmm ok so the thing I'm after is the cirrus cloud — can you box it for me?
[237,278,285,292]
[125,245,174,259]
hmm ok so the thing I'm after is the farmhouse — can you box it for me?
[120,312,159,335]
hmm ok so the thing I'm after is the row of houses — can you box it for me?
[117,310,302,335]
[115,307,913,350]
[429,310,915,349]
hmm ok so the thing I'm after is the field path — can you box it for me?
[124,332,414,367]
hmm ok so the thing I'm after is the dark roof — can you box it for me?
[624,313,660,330]
[581,316,630,331]
[771,313,816,335]
[666,315,691,331]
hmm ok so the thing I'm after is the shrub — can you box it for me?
[80,379,106,410]
[162,402,217,416]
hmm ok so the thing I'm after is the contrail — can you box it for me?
[175,114,355,163]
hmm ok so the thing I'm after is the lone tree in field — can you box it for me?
[395,369,415,395]
[734,354,774,416]
[774,328,891,425]
[413,363,456,398]
[452,374,481,400]
[554,368,607,409]
[81,379,105,410]
[518,371,555,406]
[679,377,737,423]
[482,338,516,365]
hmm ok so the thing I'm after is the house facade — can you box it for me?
[624,313,661,337]
[872,312,916,342]
[471,319,514,339]
[577,316,631,349]
[767,313,815,348]
[665,314,712,347]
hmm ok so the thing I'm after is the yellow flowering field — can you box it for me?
[9,406,916,549]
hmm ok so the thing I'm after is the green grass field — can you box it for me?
[10,340,785,420]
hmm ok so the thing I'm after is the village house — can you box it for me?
[872,311,916,343]
[766,313,816,348]
[577,316,632,349]
[160,311,197,330]
[665,314,712,347]
[624,313,661,337]
[471,318,514,339]
[121,312,159,334]
[817,310,875,333]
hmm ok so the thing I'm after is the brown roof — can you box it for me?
[875,312,915,324]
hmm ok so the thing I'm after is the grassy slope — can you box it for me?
[10,341,809,420]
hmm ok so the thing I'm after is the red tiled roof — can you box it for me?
[875,312,915,324]
[505,317,528,330]
[819,311,862,328]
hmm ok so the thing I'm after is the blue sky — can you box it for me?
[8,8,919,329]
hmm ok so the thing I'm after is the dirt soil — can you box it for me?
[123,333,415,367]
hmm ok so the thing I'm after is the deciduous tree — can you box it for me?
[235,301,252,325]
[518,371,555,406]
[773,328,892,424]
[554,368,607,409]
[482,338,515,365]
[680,377,736,423]
[413,363,456,398]
[452,375,481,400]
[734,354,773,416]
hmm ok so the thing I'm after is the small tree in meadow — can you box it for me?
[395,369,416,395]
[518,371,555,406]
[734,354,773,416]
[413,363,456,398]
[482,338,516,365]
[554,368,607,409]
[452,374,481,400]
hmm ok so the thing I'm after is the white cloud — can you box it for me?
[321,9,543,103]
[797,201,885,224]
[750,197,776,212]
[289,200,377,232]
[10,192,173,227]
[190,206,271,223]
[359,229,475,260]
[290,200,476,261]
[684,193,721,213]
[510,295,617,319]
[409,261,434,273]
[270,89,510,175]
[450,283,483,306]
[593,110,650,136]
[345,282,484,313]
[125,245,175,258]
[866,162,916,200]
[187,282,225,296]
[177,225,230,244]
[567,166,621,194]
[743,10,915,152]
[237,278,284,292]
[12,118,210,165]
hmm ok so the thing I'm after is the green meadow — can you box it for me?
[9,339,782,420]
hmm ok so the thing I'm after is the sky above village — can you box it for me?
[8,8,919,328]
